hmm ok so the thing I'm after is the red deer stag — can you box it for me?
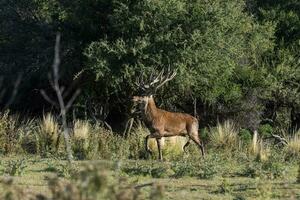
[132,68,205,161]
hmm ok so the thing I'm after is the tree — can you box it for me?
[84,0,275,126]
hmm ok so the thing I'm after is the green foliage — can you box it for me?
[4,159,27,176]
[171,161,199,178]
[239,128,252,144]
[258,124,274,138]
[84,0,275,118]
[242,159,287,179]
[0,0,298,135]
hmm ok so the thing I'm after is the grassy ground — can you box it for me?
[0,155,299,200]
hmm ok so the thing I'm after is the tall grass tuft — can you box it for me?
[249,131,269,162]
[72,120,91,159]
[38,113,59,153]
[209,120,238,151]
[0,111,20,154]
[284,131,300,158]
[127,121,149,159]
[73,120,90,140]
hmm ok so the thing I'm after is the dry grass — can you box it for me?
[0,111,20,153]
[249,131,269,161]
[73,120,90,140]
[284,131,300,157]
[209,120,238,150]
[38,113,59,151]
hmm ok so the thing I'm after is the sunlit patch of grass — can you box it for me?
[209,120,238,151]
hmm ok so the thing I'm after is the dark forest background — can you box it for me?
[0,0,299,133]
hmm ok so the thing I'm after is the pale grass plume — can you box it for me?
[284,130,300,157]
[40,113,59,145]
[249,131,269,161]
[73,120,90,140]
[209,120,238,150]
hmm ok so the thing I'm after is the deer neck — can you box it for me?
[144,96,158,121]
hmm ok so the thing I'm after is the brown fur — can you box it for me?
[133,95,205,160]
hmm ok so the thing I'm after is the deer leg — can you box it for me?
[183,139,191,153]
[190,136,205,158]
[145,135,152,154]
[156,138,163,161]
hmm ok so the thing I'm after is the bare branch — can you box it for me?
[40,33,80,162]
[4,73,22,109]
[65,89,81,112]
[271,134,288,146]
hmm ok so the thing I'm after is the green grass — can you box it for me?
[0,155,299,200]
[0,114,300,199]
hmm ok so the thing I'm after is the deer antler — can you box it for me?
[154,67,177,90]
[135,67,177,93]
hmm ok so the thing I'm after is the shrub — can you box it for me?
[209,121,239,151]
